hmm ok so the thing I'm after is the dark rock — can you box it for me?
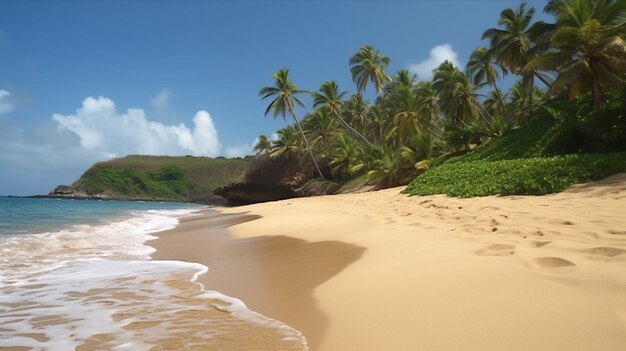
[213,182,298,206]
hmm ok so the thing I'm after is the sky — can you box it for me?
[0,0,550,195]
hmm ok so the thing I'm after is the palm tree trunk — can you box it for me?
[528,78,534,117]
[422,123,445,140]
[292,115,325,179]
[492,81,512,122]
[334,110,374,147]
[534,72,551,88]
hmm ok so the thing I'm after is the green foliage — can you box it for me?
[79,165,191,200]
[255,1,626,195]
[70,155,251,202]
[454,94,626,163]
[405,94,626,197]
[404,152,626,197]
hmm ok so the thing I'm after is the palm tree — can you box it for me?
[312,81,373,146]
[483,89,510,119]
[349,45,391,94]
[385,69,418,96]
[365,146,417,188]
[328,133,362,178]
[525,0,626,106]
[482,3,537,75]
[259,68,325,179]
[482,3,551,114]
[400,131,443,173]
[391,86,421,145]
[365,104,389,145]
[467,46,511,120]
[302,107,338,155]
[433,61,482,126]
[343,93,369,134]
[253,134,273,156]
[508,81,544,124]
[270,126,301,157]
[467,47,502,88]
[415,81,444,139]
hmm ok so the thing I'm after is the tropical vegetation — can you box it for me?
[254,0,626,196]
[61,155,252,202]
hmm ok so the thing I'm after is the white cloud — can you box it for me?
[0,95,258,195]
[150,88,172,117]
[52,96,222,157]
[408,43,461,81]
[224,137,257,158]
[0,90,15,114]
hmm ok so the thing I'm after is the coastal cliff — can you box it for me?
[45,155,252,204]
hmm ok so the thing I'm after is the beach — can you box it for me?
[152,174,626,351]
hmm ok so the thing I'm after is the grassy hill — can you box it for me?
[405,107,626,197]
[64,155,252,203]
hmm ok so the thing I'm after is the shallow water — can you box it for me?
[0,197,307,350]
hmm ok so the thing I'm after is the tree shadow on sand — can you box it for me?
[158,210,366,350]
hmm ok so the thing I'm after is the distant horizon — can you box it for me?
[0,0,549,195]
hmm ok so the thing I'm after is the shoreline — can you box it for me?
[151,174,626,350]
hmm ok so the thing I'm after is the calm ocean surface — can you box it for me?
[0,196,200,235]
[0,197,306,350]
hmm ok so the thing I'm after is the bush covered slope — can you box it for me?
[65,155,252,202]
[405,108,626,197]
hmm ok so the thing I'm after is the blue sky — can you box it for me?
[0,0,550,195]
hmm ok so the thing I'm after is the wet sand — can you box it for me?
[152,174,626,350]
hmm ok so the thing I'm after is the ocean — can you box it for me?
[0,197,306,350]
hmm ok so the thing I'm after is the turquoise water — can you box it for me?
[0,196,200,235]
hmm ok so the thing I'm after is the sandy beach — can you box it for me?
[152,174,626,350]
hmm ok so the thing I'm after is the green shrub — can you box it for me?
[405,94,626,198]
[404,152,626,197]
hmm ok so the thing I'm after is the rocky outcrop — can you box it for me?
[213,182,299,206]
[45,185,112,200]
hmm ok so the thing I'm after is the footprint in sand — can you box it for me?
[586,247,626,258]
[521,240,551,248]
[532,257,576,268]
[549,219,575,226]
[476,244,515,256]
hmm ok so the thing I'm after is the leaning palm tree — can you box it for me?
[259,68,325,179]
[312,81,373,146]
[524,0,626,106]
[349,45,391,94]
[253,134,273,156]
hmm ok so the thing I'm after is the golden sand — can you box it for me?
[152,174,626,350]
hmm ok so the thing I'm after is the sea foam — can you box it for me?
[0,208,307,350]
